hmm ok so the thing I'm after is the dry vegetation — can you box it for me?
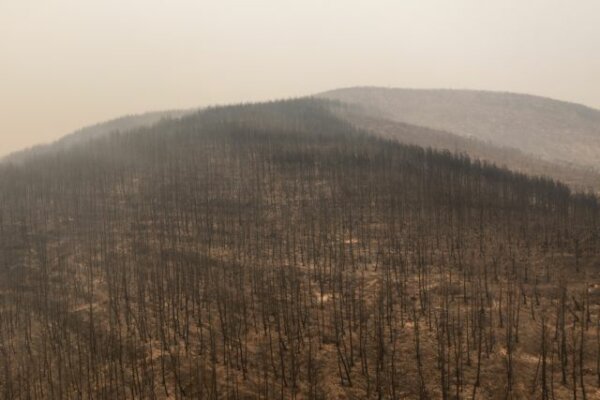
[0,100,598,399]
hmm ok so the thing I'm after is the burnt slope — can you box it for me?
[0,99,598,399]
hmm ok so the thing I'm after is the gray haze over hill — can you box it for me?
[6,87,599,191]
[3,109,194,164]
[331,109,600,192]
[3,103,332,165]
[319,87,600,172]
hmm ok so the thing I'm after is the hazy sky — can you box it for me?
[1,0,599,156]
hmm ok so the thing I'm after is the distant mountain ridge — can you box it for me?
[319,87,600,172]
[5,87,599,191]
[3,109,195,164]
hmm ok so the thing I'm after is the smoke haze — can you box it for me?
[1,0,599,156]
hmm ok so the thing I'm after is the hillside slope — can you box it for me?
[320,87,600,171]
[0,99,598,399]
[335,108,600,192]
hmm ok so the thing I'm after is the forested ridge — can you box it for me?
[0,99,599,399]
